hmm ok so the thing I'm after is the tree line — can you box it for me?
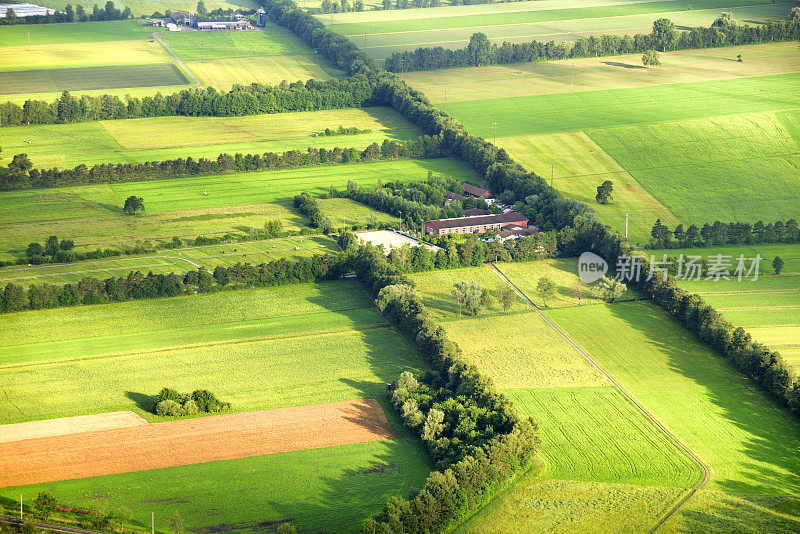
[0,1,130,25]
[383,15,800,72]
[0,136,444,190]
[355,246,538,532]
[650,218,800,248]
[1,78,374,126]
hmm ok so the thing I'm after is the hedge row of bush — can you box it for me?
[154,388,230,416]
[649,218,800,248]
[1,137,445,190]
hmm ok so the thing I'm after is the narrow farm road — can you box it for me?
[152,31,200,86]
[488,262,711,533]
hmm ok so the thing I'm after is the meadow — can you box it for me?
[652,243,800,373]
[0,279,430,533]
[0,157,471,259]
[35,0,258,16]
[326,0,788,60]
[186,54,334,89]
[156,25,309,61]
[0,235,339,286]
[0,20,152,46]
[0,40,170,71]
[4,106,421,168]
[0,63,189,95]
[318,198,398,228]
[408,263,702,532]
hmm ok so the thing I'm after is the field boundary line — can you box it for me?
[152,32,200,87]
[488,262,710,532]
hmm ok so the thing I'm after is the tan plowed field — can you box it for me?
[0,411,147,443]
[0,399,397,487]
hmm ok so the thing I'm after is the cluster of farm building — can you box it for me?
[150,8,267,31]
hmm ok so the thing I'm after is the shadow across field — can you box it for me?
[125,391,155,413]
[601,61,646,70]
[604,302,800,501]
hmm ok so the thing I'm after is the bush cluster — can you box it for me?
[153,388,230,416]
[315,125,372,136]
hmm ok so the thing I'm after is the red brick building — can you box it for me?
[424,211,528,236]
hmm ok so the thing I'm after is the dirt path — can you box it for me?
[152,32,200,86]
[0,411,147,444]
[0,399,396,488]
[488,263,710,532]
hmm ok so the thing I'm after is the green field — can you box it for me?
[0,21,152,46]
[0,64,189,95]
[325,0,789,60]
[651,243,800,373]
[156,25,309,61]
[0,279,430,532]
[0,157,470,259]
[0,40,170,71]
[1,441,428,534]
[318,198,398,228]
[4,106,420,168]
[0,235,339,286]
[187,54,336,89]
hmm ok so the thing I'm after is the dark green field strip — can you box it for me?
[0,63,189,95]
[333,0,775,35]
[0,21,152,47]
[444,73,800,138]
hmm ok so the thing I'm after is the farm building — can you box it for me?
[464,208,488,217]
[461,183,493,200]
[197,19,250,30]
[444,190,466,205]
[425,211,528,236]
[0,3,55,17]
[170,10,194,26]
[496,227,538,241]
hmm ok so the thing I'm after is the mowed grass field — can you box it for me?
[0,280,431,533]
[318,198,399,228]
[3,106,421,168]
[652,243,800,373]
[0,235,339,286]
[0,64,189,95]
[325,0,789,60]
[0,157,472,259]
[444,260,800,532]
[408,263,702,532]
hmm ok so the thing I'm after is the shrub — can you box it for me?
[155,399,184,417]
[182,399,199,415]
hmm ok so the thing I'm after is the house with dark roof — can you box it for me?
[464,208,488,217]
[444,190,466,205]
[424,211,528,236]
[461,183,493,199]
[170,10,194,25]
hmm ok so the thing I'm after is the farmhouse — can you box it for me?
[170,10,194,26]
[497,227,538,241]
[461,183,493,200]
[425,211,528,236]
[0,3,55,17]
[444,190,466,205]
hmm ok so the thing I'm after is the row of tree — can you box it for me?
[0,1,130,25]
[0,137,443,190]
[356,245,538,532]
[650,218,800,248]
[384,15,800,72]
[1,78,374,126]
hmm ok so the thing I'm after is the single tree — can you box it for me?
[791,7,800,20]
[196,0,207,16]
[535,276,556,307]
[276,524,297,534]
[737,54,742,62]
[169,511,183,534]
[497,283,516,312]
[114,507,131,534]
[600,277,627,303]
[595,180,613,204]
[572,278,586,305]
[642,50,661,68]
[123,195,145,215]
[8,153,33,177]
[773,256,784,275]
[32,492,57,521]
[651,18,676,51]
[451,281,468,316]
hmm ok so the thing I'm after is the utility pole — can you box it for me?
[625,212,629,239]
[443,89,447,113]
[571,62,574,85]
[549,161,556,188]
[491,122,498,145]
[27,31,30,51]
[151,512,154,534]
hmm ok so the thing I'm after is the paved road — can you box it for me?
[152,32,200,86]
[0,516,107,534]
[489,262,710,533]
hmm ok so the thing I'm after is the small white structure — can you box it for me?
[0,3,56,17]
[166,22,180,31]
[150,19,166,27]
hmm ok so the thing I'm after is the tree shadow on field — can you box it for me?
[125,391,155,413]
[601,61,646,70]
[602,302,800,505]
[678,492,800,533]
